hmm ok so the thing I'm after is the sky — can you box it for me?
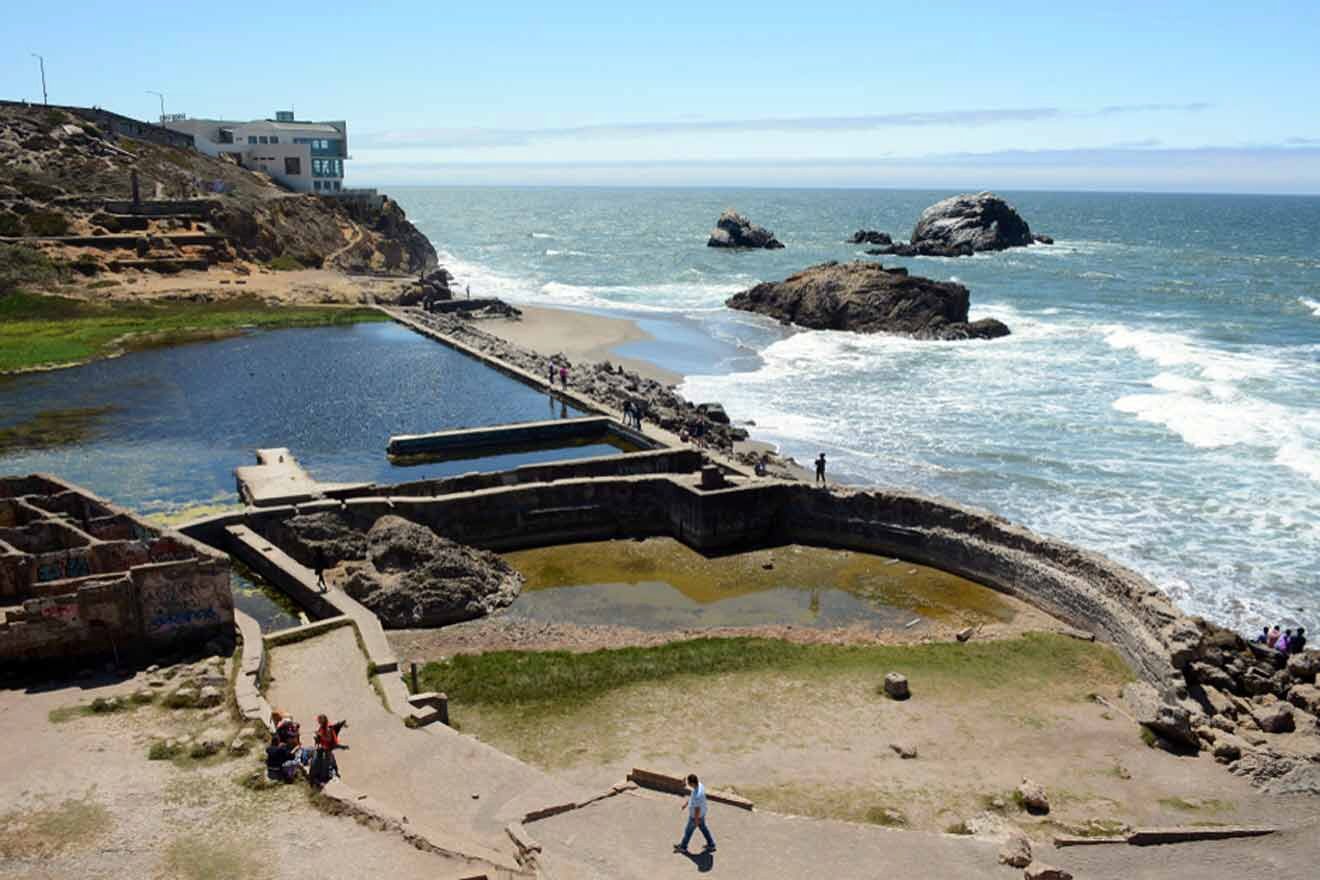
[3,1,1319,192]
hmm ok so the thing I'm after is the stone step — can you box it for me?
[407,705,446,727]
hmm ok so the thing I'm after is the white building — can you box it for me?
[166,111,349,194]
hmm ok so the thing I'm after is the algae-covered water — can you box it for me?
[503,538,1018,631]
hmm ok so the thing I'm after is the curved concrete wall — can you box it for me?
[182,474,1184,690]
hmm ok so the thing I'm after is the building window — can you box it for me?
[333,181,342,191]
[248,135,257,144]
[258,136,269,144]
[285,157,301,175]
[270,135,279,144]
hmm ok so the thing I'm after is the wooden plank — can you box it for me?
[1127,826,1275,846]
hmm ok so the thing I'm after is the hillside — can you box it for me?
[0,103,435,281]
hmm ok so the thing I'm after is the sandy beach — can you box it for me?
[476,304,682,386]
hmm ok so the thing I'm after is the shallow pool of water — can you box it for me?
[230,565,302,633]
[503,538,1019,630]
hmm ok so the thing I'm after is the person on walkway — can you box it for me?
[1267,625,1281,649]
[675,773,716,854]
[560,365,569,388]
[815,453,827,485]
[623,400,634,428]
[548,362,557,387]
[313,547,328,593]
[309,714,347,786]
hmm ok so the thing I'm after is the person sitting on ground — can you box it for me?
[265,738,299,782]
[1255,626,1270,644]
[273,709,309,765]
[754,457,768,477]
[1278,629,1293,654]
[1267,625,1281,649]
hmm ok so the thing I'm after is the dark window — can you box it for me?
[270,135,279,144]
[248,136,257,144]
[284,157,301,175]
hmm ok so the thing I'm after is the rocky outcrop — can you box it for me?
[339,515,522,628]
[725,261,1010,340]
[865,192,1048,258]
[848,229,892,246]
[281,512,369,566]
[707,209,784,249]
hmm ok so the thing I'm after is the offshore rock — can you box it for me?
[848,229,893,246]
[725,261,1010,340]
[707,209,784,249]
[340,516,522,628]
[910,192,1035,253]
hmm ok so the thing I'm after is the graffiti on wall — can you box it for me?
[35,553,91,582]
[39,603,78,622]
[147,606,219,634]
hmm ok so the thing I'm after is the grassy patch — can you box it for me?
[0,405,114,454]
[0,794,112,859]
[737,783,913,827]
[161,834,261,880]
[0,242,68,294]
[418,632,1131,715]
[1158,797,1232,813]
[0,290,387,372]
[24,209,70,236]
[48,694,145,723]
[266,253,305,271]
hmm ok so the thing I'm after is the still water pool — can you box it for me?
[503,538,1020,631]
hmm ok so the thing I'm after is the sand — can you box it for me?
[476,304,682,386]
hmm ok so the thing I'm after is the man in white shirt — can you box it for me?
[674,773,716,854]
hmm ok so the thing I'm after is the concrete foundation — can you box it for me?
[0,474,232,667]
[386,416,657,458]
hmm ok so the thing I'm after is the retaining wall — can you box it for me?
[180,473,1185,689]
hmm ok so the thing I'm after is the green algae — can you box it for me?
[504,538,1018,625]
[0,405,114,454]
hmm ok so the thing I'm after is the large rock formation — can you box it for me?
[707,209,784,249]
[725,261,1010,340]
[865,192,1050,258]
[848,229,892,246]
[339,516,522,628]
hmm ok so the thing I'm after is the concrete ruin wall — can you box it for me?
[182,472,1186,690]
[0,474,234,667]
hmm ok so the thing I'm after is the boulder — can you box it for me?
[1253,702,1295,734]
[1024,865,1072,880]
[1287,683,1320,715]
[883,672,911,700]
[889,742,918,759]
[697,402,730,425]
[1212,732,1251,764]
[909,192,1036,254]
[998,831,1032,868]
[1287,650,1320,685]
[340,515,523,628]
[1189,661,1235,693]
[1198,684,1237,718]
[282,512,369,566]
[848,229,892,246]
[191,728,228,758]
[725,261,1010,340]
[1163,619,1203,670]
[1032,234,1055,245]
[706,209,784,249]
[1122,681,1199,751]
[1016,778,1050,815]
[197,685,223,708]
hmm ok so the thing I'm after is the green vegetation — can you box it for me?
[48,694,148,723]
[0,406,114,455]
[24,209,70,236]
[0,242,68,294]
[417,632,1132,715]
[1158,796,1232,812]
[0,794,112,859]
[267,253,306,271]
[0,290,387,372]
[0,211,21,236]
[161,834,261,880]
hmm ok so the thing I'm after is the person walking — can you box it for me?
[560,365,569,388]
[548,362,557,387]
[815,453,827,485]
[313,547,328,593]
[674,773,716,854]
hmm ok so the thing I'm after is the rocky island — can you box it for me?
[707,208,784,249]
[726,260,1010,339]
[866,191,1052,257]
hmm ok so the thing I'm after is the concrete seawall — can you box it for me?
[181,473,1185,691]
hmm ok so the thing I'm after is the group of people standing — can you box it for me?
[265,709,347,787]
[622,399,647,429]
[1256,625,1307,655]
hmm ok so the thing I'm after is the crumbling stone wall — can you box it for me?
[0,474,233,668]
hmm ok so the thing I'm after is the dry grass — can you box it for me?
[0,792,112,859]
[161,834,262,880]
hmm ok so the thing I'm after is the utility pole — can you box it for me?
[147,90,165,125]
[31,54,47,105]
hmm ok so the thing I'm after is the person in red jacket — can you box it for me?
[310,714,347,786]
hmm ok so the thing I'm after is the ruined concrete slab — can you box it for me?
[235,448,370,507]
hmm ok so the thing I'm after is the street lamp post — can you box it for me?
[31,54,47,105]
[147,90,165,125]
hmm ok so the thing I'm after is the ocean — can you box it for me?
[393,186,1320,631]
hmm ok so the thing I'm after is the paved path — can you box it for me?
[531,789,1006,879]
[266,625,585,865]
